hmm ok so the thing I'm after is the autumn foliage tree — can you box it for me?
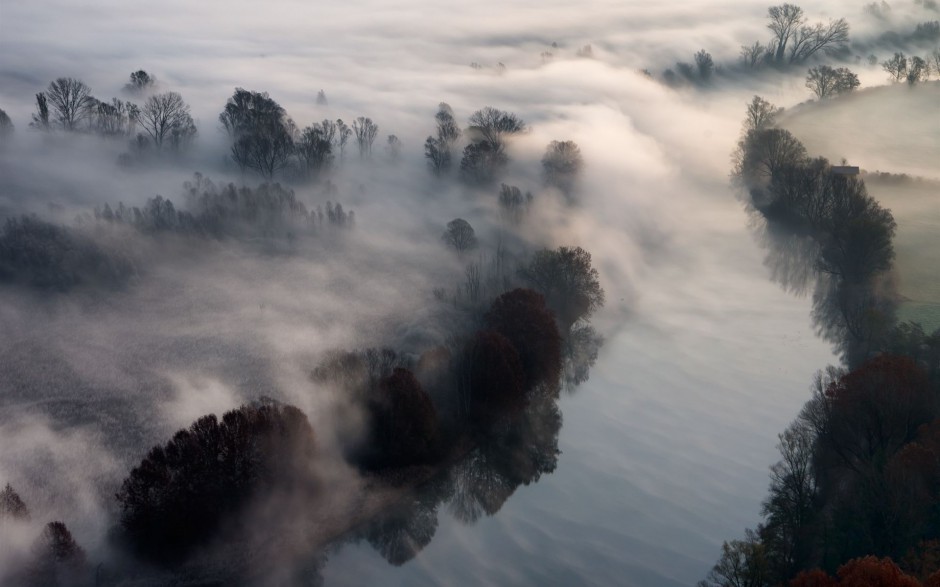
[361,368,440,470]
[484,288,562,390]
[115,400,317,562]
[459,329,526,422]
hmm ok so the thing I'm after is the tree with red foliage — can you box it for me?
[837,556,921,586]
[822,355,931,475]
[484,288,561,391]
[459,329,526,422]
[365,368,440,469]
[116,400,316,563]
[790,568,838,587]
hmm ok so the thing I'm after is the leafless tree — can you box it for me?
[467,107,525,154]
[542,140,584,197]
[882,52,908,82]
[0,109,13,139]
[353,116,378,158]
[139,91,196,149]
[744,95,783,132]
[335,119,352,158]
[296,124,333,177]
[906,56,929,85]
[45,77,95,130]
[740,42,767,68]
[766,4,848,65]
[425,136,449,176]
[805,66,859,99]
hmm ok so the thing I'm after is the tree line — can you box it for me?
[699,96,940,587]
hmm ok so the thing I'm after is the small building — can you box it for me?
[831,165,860,176]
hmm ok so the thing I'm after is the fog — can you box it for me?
[1,0,936,584]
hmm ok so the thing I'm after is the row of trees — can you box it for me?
[702,96,940,587]
[881,50,940,85]
[28,75,196,152]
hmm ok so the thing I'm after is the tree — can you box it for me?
[766,4,849,65]
[518,246,606,330]
[744,96,783,132]
[93,98,139,136]
[698,530,770,587]
[741,42,768,68]
[425,136,449,176]
[459,330,526,421]
[124,70,155,94]
[115,400,317,562]
[45,77,95,131]
[362,368,439,469]
[907,56,929,85]
[882,53,908,82]
[498,184,531,224]
[484,288,562,390]
[0,483,29,520]
[441,218,478,253]
[735,128,807,187]
[26,521,88,587]
[316,89,328,105]
[541,140,584,197]
[0,108,13,139]
[30,93,50,131]
[138,91,195,149]
[761,420,818,580]
[335,118,351,158]
[353,116,378,158]
[220,88,294,177]
[467,107,526,154]
[836,556,921,586]
[296,123,333,177]
[806,66,860,98]
[459,140,506,185]
[435,102,461,152]
[695,49,715,81]
[386,134,401,161]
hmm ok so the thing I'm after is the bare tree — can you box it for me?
[467,107,526,154]
[766,4,849,65]
[805,66,859,98]
[316,89,328,105]
[30,93,50,130]
[139,92,196,149]
[744,95,783,132]
[335,118,352,158]
[740,42,767,68]
[882,52,908,82]
[498,184,531,224]
[296,124,333,177]
[220,88,293,176]
[45,77,96,130]
[353,116,378,158]
[442,218,478,253]
[94,98,139,136]
[435,102,461,151]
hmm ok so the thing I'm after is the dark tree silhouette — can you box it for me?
[806,66,859,99]
[459,329,526,422]
[459,140,506,184]
[26,521,88,587]
[124,70,155,94]
[0,108,13,139]
[92,98,139,137]
[498,184,531,224]
[45,77,95,131]
[139,91,196,150]
[425,136,449,176]
[220,88,295,178]
[744,96,783,132]
[517,246,606,331]
[441,218,478,253]
[766,4,849,65]
[297,123,334,177]
[362,368,440,470]
[435,103,461,153]
[0,483,29,521]
[882,53,908,82]
[484,288,562,390]
[30,93,50,131]
[115,400,316,563]
[695,49,715,80]
[353,116,378,158]
[466,107,525,154]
